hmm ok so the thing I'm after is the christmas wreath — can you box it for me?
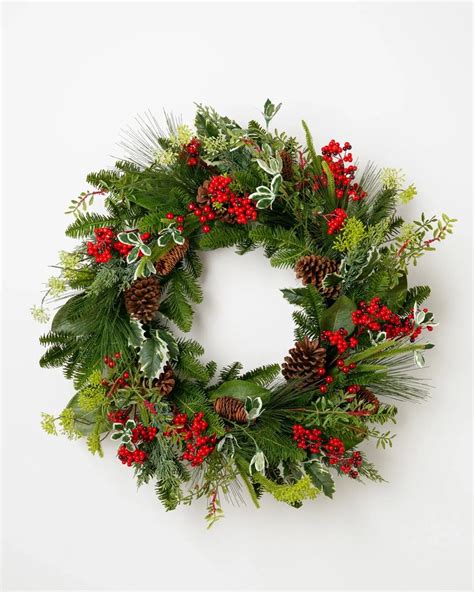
[35,101,456,525]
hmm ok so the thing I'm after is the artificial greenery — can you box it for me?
[35,100,455,526]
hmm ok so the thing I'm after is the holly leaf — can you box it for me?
[118,232,140,245]
[128,319,146,348]
[256,196,275,209]
[306,459,335,499]
[139,330,169,379]
[209,380,271,403]
[270,173,282,195]
[158,328,179,360]
[127,246,140,264]
[140,243,152,257]
[320,295,357,333]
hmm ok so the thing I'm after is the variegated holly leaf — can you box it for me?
[245,396,263,421]
[158,328,179,360]
[117,231,140,246]
[127,245,140,264]
[306,458,335,498]
[128,319,146,349]
[270,173,282,195]
[139,330,170,379]
[157,224,185,247]
[256,157,282,176]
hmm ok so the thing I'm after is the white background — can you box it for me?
[2,2,472,590]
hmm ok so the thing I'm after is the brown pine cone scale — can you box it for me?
[124,277,161,323]
[214,397,248,423]
[356,387,380,415]
[155,239,189,276]
[282,336,327,387]
[153,363,175,396]
[295,254,341,299]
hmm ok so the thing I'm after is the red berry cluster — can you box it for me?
[86,227,115,263]
[321,140,367,201]
[293,425,323,453]
[107,409,129,424]
[103,352,122,368]
[352,297,427,341]
[292,427,362,479]
[184,137,201,166]
[87,228,152,263]
[311,172,328,192]
[321,328,359,355]
[164,212,185,233]
[187,175,257,231]
[165,412,217,466]
[118,446,147,466]
[326,208,348,234]
[113,232,151,257]
[131,423,157,443]
[339,451,362,479]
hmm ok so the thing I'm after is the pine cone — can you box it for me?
[124,277,161,322]
[280,150,294,181]
[195,180,235,224]
[155,239,189,276]
[196,180,211,205]
[295,254,341,299]
[154,363,175,396]
[214,397,248,423]
[282,336,327,387]
[356,387,380,415]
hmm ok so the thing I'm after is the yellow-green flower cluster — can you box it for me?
[155,149,178,167]
[31,305,50,324]
[41,412,58,435]
[399,222,416,243]
[399,184,417,204]
[169,124,193,149]
[78,371,106,411]
[333,217,366,253]
[381,167,405,190]
[59,408,81,440]
[202,132,232,158]
[87,430,104,457]
[254,473,319,504]
[48,276,67,296]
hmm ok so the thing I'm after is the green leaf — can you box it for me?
[127,246,140,264]
[139,330,169,379]
[306,459,335,499]
[51,294,85,333]
[385,273,407,309]
[270,173,282,195]
[321,161,335,201]
[118,232,139,245]
[209,380,271,403]
[65,393,98,436]
[128,319,146,348]
[158,328,179,360]
[320,295,356,333]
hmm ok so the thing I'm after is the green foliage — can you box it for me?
[159,264,203,332]
[36,101,456,518]
[254,473,319,505]
[250,226,314,268]
[305,459,336,499]
[77,371,106,411]
[172,381,225,436]
[403,285,431,310]
[40,288,136,387]
[173,339,210,382]
[281,285,325,340]
[240,364,281,387]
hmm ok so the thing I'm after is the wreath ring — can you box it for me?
[35,101,455,525]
